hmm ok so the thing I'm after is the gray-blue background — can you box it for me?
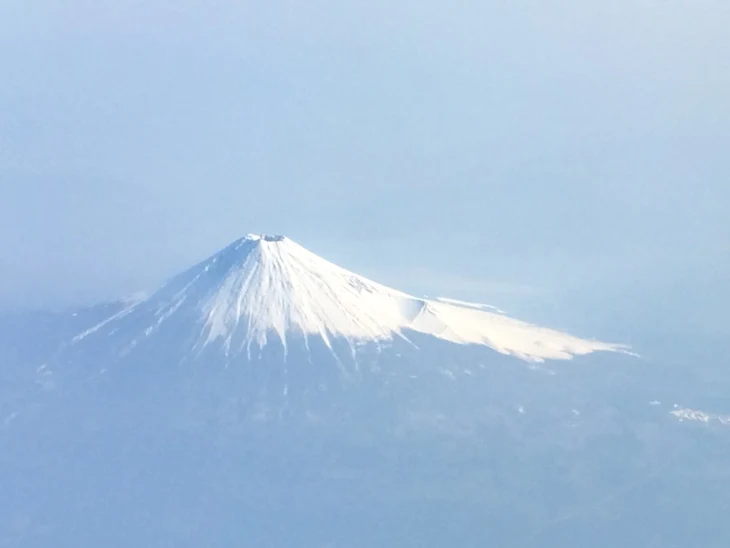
[1,0,727,344]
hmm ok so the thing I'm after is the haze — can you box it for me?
[1,0,728,341]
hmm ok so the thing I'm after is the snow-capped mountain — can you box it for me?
[67,233,622,370]
[5,235,729,548]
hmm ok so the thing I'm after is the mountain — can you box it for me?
[2,234,729,548]
[62,233,621,364]
[37,233,626,421]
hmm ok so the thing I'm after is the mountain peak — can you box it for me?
[244,233,287,243]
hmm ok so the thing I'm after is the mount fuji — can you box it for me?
[3,235,729,548]
[34,233,629,416]
[65,233,622,366]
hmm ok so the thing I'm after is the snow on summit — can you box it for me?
[73,234,624,362]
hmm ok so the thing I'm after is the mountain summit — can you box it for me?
[69,234,622,368]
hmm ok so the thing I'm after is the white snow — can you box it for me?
[72,234,626,363]
[198,235,418,354]
[73,300,140,342]
[670,408,730,426]
[410,299,621,361]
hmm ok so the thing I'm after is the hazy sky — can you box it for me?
[1,0,728,338]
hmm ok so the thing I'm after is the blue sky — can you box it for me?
[1,0,728,338]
